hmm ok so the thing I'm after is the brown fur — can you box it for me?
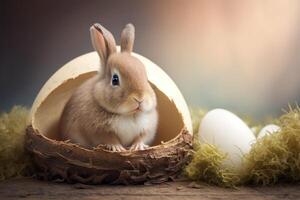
[121,24,135,53]
[60,23,158,150]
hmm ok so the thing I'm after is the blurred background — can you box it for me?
[1,0,300,119]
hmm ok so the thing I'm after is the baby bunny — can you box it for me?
[59,23,158,151]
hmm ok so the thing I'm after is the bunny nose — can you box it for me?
[133,97,143,104]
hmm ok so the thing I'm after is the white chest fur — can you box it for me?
[111,110,158,147]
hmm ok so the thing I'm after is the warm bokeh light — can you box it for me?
[144,0,300,118]
[1,0,300,119]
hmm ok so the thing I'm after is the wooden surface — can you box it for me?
[0,177,299,200]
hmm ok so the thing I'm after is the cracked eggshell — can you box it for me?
[25,50,193,184]
[28,50,192,145]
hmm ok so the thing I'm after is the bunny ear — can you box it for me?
[121,23,135,53]
[90,23,117,65]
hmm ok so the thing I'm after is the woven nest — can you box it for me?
[25,126,192,184]
[25,52,193,184]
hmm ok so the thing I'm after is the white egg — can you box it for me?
[198,109,256,170]
[257,124,280,139]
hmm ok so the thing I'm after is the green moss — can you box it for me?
[186,106,300,187]
[186,107,239,187]
[1,105,300,187]
[0,106,31,181]
[189,107,207,134]
[185,141,240,187]
[243,105,300,185]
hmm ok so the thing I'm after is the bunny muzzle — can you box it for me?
[118,90,157,115]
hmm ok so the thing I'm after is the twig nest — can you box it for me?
[25,51,193,184]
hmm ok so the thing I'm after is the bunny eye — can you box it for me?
[111,74,120,86]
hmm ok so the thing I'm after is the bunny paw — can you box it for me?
[105,144,126,152]
[130,142,149,151]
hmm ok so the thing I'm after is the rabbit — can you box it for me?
[59,23,158,152]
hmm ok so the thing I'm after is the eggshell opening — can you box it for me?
[29,51,192,146]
